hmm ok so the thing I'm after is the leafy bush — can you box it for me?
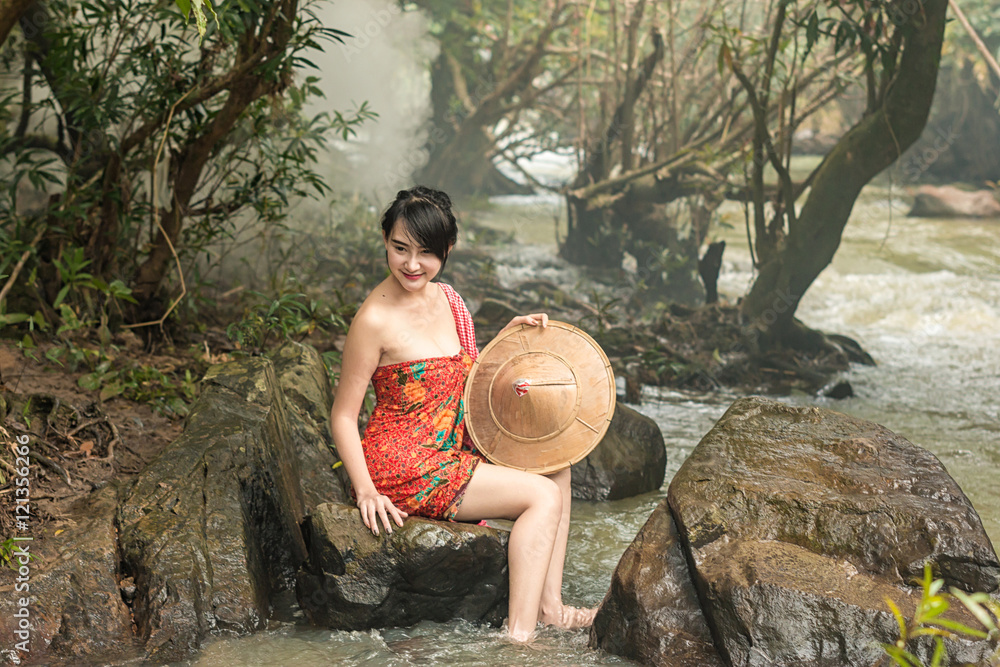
[883,564,1000,667]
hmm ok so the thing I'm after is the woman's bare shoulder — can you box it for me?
[349,281,395,338]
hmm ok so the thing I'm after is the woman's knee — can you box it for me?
[529,475,563,518]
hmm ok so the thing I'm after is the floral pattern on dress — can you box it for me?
[361,350,485,520]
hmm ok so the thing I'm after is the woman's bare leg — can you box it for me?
[537,467,597,629]
[454,463,563,641]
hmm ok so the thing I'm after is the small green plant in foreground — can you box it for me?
[882,563,1000,667]
[0,536,37,571]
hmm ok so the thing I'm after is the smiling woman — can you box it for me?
[328,186,596,642]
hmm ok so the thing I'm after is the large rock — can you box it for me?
[908,184,1000,218]
[571,403,666,501]
[296,503,509,630]
[117,357,308,662]
[589,500,724,666]
[669,397,999,594]
[271,342,349,508]
[0,485,140,665]
[596,396,999,666]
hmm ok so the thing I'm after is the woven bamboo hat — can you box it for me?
[463,321,616,473]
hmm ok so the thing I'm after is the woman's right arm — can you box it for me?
[329,311,409,535]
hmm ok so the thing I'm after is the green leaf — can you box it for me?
[100,381,125,401]
[0,313,30,325]
[882,644,922,667]
[885,597,907,639]
[53,284,72,309]
[932,617,989,639]
[180,0,218,44]
[78,373,102,391]
[805,10,819,53]
[929,637,946,667]
[950,588,998,632]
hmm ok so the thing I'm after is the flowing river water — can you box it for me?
[177,184,1000,666]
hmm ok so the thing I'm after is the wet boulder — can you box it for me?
[296,503,509,630]
[0,485,140,664]
[589,500,725,666]
[594,396,999,666]
[908,184,1000,218]
[665,396,1000,666]
[271,342,349,508]
[117,357,308,662]
[571,403,666,501]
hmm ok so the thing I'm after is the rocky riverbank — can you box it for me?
[0,341,665,664]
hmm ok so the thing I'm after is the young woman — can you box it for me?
[329,186,596,642]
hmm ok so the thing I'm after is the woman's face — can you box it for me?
[383,221,446,293]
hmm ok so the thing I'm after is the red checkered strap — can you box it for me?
[439,283,479,360]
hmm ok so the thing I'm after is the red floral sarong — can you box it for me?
[360,284,484,520]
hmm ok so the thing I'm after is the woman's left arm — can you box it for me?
[500,313,548,333]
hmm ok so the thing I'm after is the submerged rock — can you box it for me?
[596,396,999,666]
[589,500,724,666]
[572,403,666,501]
[908,184,1000,218]
[296,503,509,630]
[117,357,308,662]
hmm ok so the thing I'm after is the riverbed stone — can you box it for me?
[589,500,725,666]
[908,184,1000,218]
[117,357,308,661]
[271,342,349,508]
[662,395,1000,666]
[0,485,141,664]
[571,403,666,501]
[296,502,509,630]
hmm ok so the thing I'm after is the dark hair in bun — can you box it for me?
[380,186,458,272]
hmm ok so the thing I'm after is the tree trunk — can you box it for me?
[0,0,36,50]
[741,0,948,348]
[562,193,625,269]
[415,125,531,196]
[414,50,533,197]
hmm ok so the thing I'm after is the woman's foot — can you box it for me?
[506,627,537,643]
[539,604,598,630]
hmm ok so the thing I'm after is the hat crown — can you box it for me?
[490,352,579,440]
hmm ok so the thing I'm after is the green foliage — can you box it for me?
[175,0,218,43]
[78,360,198,417]
[226,288,349,356]
[0,536,37,571]
[0,0,370,330]
[882,563,1000,667]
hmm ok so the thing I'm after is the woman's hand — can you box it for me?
[500,312,549,333]
[356,490,408,536]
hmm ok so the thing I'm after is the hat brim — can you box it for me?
[463,321,616,474]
